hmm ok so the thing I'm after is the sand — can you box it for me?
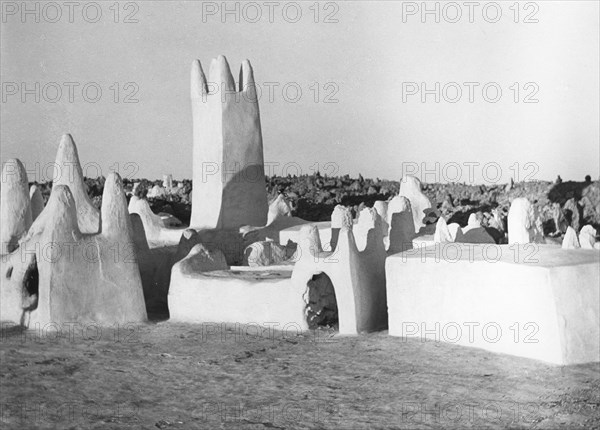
[1,321,598,429]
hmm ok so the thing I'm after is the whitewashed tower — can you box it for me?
[190,55,268,229]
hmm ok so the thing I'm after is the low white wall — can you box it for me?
[168,266,309,329]
[386,244,600,365]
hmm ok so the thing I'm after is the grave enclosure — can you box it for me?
[1,55,599,365]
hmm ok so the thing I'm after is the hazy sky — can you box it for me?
[1,1,598,184]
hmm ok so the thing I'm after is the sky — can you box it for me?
[1,1,599,185]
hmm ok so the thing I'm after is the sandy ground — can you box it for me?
[1,321,598,430]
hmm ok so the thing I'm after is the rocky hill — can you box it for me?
[29,175,600,237]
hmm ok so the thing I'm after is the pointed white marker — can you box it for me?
[101,173,131,239]
[209,55,236,93]
[562,226,580,249]
[190,59,208,99]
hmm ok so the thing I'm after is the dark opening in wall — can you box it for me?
[306,272,338,329]
[22,255,38,311]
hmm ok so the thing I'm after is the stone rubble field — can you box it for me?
[27,175,600,238]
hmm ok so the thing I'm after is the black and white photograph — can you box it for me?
[1,1,599,428]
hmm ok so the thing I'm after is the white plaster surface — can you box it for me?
[2,174,147,326]
[562,226,581,249]
[190,56,268,229]
[279,221,334,250]
[239,194,310,244]
[433,217,453,243]
[52,134,100,234]
[168,263,306,327]
[291,207,387,335]
[386,243,600,364]
[128,195,186,247]
[0,159,32,254]
[579,225,597,249]
[398,175,432,233]
[508,197,544,245]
